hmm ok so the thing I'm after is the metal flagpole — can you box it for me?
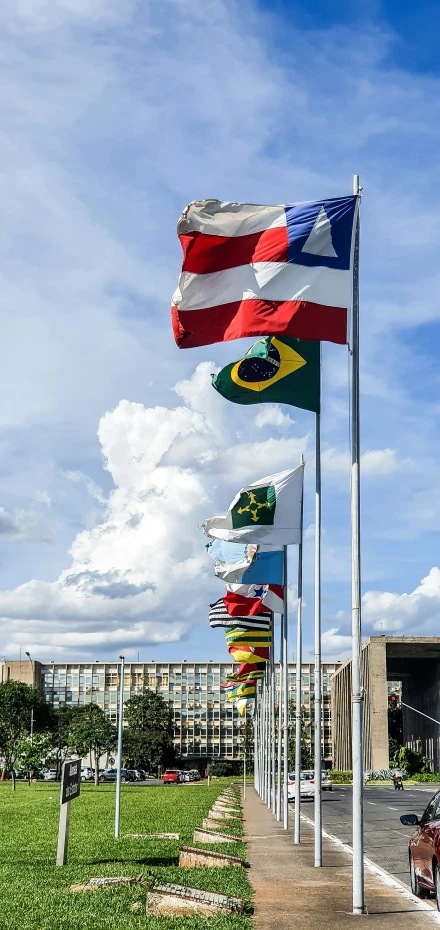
[282,550,289,830]
[294,457,305,843]
[314,408,322,865]
[266,664,271,806]
[115,654,125,838]
[254,689,259,793]
[276,619,283,820]
[263,666,268,803]
[351,174,365,915]
[271,637,276,814]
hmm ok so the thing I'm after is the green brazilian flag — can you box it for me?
[211,336,320,413]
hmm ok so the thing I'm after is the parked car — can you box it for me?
[43,769,57,781]
[163,769,180,785]
[401,790,440,907]
[182,771,193,782]
[99,768,134,783]
[126,769,141,781]
[81,767,94,781]
[191,769,201,781]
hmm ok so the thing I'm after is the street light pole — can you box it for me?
[25,652,34,743]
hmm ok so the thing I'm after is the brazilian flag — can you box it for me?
[212,336,320,413]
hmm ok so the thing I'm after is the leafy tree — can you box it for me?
[46,706,75,780]
[123,691,174,772]
[0,681,48,790]
[71,704,117,786]
[288,702,313,771]
[388,705,403,760]
[241,717,254,764]
[392,744,431,776]
[16,734,53,783]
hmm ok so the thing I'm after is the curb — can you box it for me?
[300,812,440,922]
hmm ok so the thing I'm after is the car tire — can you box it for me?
[410,853,427,899]
[121,777,126,783]
[435,862,440,910]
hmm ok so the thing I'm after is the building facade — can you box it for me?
[2,658,340,765]
[331,636,440,772]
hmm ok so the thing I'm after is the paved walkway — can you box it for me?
[243,788,440,928]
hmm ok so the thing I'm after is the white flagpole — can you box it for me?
[270,635,276,813]
[351,175,365,915]
[276,620,283,820]
[282,551,289,830]
[115,654,125,838]
[294,457,305,843]
[314,406,322,866]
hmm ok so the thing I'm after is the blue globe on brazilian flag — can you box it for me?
[211,336,320,413]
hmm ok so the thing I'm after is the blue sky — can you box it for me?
[1,0,440,664]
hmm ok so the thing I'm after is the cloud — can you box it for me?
[0,364,310,658]
[0,505,53,543]
[322,568,440,660]
[322,447,402,475]
[64,471,106,505]
[254,405,295,430]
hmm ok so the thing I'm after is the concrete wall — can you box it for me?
[331,637,389,771]
[1,660,42,688]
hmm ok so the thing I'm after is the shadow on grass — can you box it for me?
[88,856,179,867]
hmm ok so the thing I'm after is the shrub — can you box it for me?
[329,770,352,783]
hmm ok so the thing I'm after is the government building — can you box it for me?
[2,658,341,766]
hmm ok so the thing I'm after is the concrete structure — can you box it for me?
[1,658,340,764]
[331,636,440,772]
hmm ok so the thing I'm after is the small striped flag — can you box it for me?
[209,598,272,630]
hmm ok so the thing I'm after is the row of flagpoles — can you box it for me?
[172,177,365,914]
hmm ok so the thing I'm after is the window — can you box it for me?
[421,793,440,824]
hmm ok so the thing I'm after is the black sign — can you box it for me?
[61,759,81,805]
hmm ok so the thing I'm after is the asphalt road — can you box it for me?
[301,784,440,888]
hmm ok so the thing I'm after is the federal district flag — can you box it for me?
[212,336,320,413]
[209,598,272,631]
[203,465,304,545]
[225,584,284,615]
[171,197,358,348]
[206,539,284,585]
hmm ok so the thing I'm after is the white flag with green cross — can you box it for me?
[202,464,304,545]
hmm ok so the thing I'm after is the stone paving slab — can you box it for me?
[243,789,440,929]
[146,882,244,916]
[179,844,244,868]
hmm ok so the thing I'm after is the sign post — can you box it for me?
[56,759,81,866]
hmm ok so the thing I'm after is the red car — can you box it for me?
[163,769,180,785]
[401,790,440,907]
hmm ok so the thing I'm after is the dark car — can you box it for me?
[401,789,440,907]
[99,768,134,783]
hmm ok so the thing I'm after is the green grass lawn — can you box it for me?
[0,781,252,930]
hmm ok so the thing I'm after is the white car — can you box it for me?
[322,770,333,791]
[288,770,333,800]
[43,768,57,781]
[288,770,315,801]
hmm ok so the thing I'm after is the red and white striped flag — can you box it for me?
[172,197,358,348]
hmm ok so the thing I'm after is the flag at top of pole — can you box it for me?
[171,197,358,348]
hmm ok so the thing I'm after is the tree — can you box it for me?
[16,733,53,783]
[123,691,174,772]
[0,681,48,790]
[392,744,431,776]
[71,704,117,786]
[46,706,75,780]
[288,702,313,771]
[241,716,254,764]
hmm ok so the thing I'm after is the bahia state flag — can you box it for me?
[203,465,303,546]
[171,196,358,349]
[206,538,284,585]
[224,584,284,616]
[212,336,320,412]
